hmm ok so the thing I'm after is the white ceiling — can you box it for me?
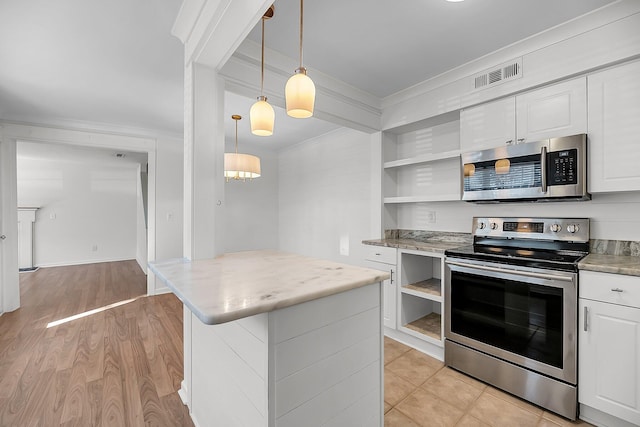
[247,0,616,98]
[0,0,616,145]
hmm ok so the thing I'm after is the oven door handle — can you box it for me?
[446,260,574,282]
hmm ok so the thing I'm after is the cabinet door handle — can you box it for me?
[390,269,394,284]
[611,288,624,292]
[505,140,513,145]
[583,306,588,332]
[517,138,525,144]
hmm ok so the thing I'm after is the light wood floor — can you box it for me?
[0,260,193,426]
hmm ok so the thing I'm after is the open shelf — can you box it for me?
[383,149,461,169]
[401,278,441,301]
[383,194,461,204]
[403,312,441,342]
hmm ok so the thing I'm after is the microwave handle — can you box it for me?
[541,146,548,193]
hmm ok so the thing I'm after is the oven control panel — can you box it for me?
[473,217,589,242]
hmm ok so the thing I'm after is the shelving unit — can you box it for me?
[382,111,461,230]
[397,250,444,346]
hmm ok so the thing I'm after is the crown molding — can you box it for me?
[382,0,640,110]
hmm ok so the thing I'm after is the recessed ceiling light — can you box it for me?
[446,0,464,2]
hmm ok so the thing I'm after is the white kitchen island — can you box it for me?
[149,250,388,427]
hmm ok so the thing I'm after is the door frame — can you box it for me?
[0,122,161,313]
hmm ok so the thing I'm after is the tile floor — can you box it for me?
[383,337,593,427]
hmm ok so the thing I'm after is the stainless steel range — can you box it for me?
[444,217,589,420]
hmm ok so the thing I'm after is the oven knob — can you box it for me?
[550,223,562,232]
[477,222,486,229]
[490,222,499,230]
[567,224,579,233]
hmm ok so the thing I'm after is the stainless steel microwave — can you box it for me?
[461,134,589,203]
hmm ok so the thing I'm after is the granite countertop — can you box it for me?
[578,254,640,277]
[148,250,389,325]
[362,238,466,254]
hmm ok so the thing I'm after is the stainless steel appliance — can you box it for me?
[461,134,589,203]
[444,217,589,420]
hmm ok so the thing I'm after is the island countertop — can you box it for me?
[148,250,390,325]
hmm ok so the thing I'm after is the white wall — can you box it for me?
[135,165,148,271]
[278,128,373,266]
[394,191,640,241]
[223,143,278,253]
[154,138,184,260]
[17,149,140,267]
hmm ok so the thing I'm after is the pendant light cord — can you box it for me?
[235,118,239,154]
[299,0,304,68]
[260,16,265,95]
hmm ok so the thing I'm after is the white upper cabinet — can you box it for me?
[460,97,516,152]
[588,60,640,193]
[516,78,587,143]
[460,78,587,152]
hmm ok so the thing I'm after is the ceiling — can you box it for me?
[0,0,616,146]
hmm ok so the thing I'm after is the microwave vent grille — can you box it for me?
[473,58,522,90]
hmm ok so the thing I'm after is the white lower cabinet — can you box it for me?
[579,271,640,426]
[364,245,397,329]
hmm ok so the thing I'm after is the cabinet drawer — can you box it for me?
[363,245,397,265]
[580,270,640,308]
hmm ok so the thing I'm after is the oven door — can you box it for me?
[445,257,577,384]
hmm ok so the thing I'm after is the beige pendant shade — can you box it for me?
[224,153,261,180]
[286,0,315,118]
[224,115,261,182]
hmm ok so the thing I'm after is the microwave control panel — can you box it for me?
[547,149,577,185]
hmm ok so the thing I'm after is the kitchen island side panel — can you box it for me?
[272,282,383,427]
[185,282,383,427]
[190,312,269,427]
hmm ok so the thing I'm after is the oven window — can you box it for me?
[450,271,563,368]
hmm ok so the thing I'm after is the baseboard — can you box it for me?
[579,404,639,427]
[35,257,136,268]
[154,286,172,295]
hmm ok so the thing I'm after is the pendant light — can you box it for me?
[224,115,261,182]
[250,6,275,136]
[495,159,511,175]
[285,0,315,118]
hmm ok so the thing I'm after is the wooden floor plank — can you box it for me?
[0,260,192,426]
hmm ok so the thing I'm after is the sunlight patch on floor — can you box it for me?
[46,296,140,328]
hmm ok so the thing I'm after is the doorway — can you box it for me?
[16,141,148,271]
[0,123,164,314]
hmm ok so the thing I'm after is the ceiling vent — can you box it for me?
[472,58,523,90]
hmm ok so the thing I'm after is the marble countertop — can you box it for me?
[148,250,389,325]
[578,254,640,276]
[362,238,467,254]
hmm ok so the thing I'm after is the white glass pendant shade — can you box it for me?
[285,68,315,118]
[250,96,275,136]
[224,153,261,180]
